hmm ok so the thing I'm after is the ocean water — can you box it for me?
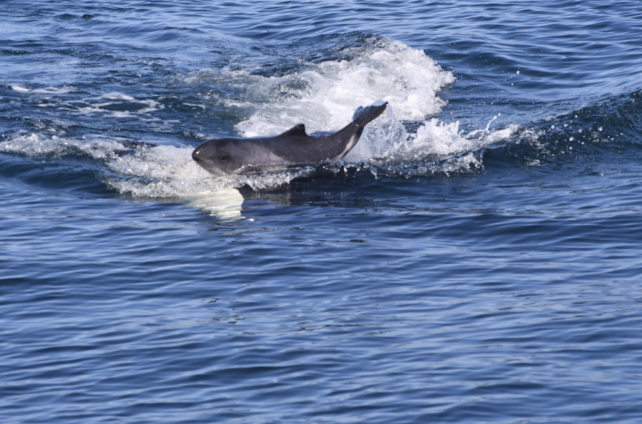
[2,1,642,422]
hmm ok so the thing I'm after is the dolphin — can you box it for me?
[192,101,388,175]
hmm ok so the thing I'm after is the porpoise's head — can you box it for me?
[192,139,244,176]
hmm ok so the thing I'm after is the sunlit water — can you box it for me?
[2,1,642,422]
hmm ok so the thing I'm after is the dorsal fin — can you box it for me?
[279,124,308,138]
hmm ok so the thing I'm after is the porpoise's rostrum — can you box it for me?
[192,101,388,175]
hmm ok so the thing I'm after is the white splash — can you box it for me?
[343,103,518,168]
[185,187,244,219]
[183,38,455,137]
[2,37,520,212]
[344,104,409,161]
[411,117,518,157]
[181,37,516,172]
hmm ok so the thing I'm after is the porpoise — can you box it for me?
[192,101,388,175]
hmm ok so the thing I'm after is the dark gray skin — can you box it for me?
[192,102,388,175]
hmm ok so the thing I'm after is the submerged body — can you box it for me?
[192,102,388,175]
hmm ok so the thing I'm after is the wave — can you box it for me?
[498,89,642,168]
[3,33,640,205]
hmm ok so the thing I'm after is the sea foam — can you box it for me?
[3,38,517,204]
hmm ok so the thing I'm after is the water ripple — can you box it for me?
[3,0,642,422]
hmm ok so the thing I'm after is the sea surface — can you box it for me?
[2,1,642,422]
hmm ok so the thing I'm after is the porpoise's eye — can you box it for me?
[218,155,230,161]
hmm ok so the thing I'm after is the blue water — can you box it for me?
[2,1,642,422]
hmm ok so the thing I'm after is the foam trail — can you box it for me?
[1,36,520,208]
[0,132,250,218]
[108,147,247,219]
[9,84,74,94]
[182,37,517,172]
